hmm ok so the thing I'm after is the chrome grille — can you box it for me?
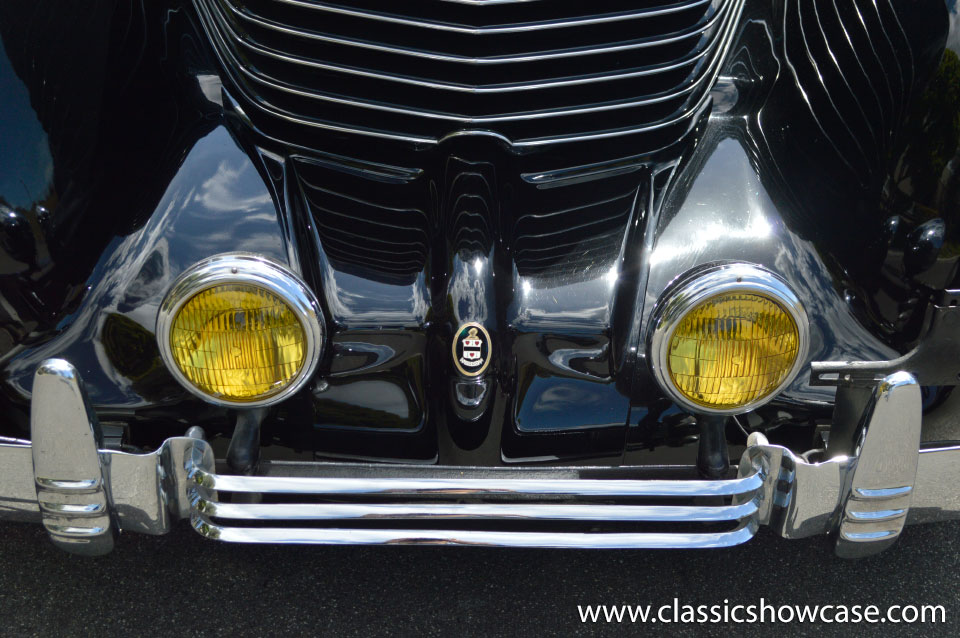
[194,0,744,147]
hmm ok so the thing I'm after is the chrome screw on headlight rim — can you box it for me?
[648,263,809,415]
[156,253,324,408]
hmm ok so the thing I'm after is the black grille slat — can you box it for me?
[226,0,723,60]
[259,0,718,35]
[227,4,722,66]
[197,0,742,145]
[513,190,634,277]
[295,159,430,283]
[212,0,723,98]
[223,23,713,97]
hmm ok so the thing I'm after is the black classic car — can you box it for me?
[2,0,960,557]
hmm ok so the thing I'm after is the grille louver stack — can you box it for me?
[293,156,430,285]
[195,0,742,148]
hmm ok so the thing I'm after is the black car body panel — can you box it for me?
[1,0,958,468]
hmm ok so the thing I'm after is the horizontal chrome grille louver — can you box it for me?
[194,0,744,147]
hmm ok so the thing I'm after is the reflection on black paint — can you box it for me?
[0,0,958,466]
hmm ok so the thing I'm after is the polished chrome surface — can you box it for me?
[738,372,924,558]
[834,372,921,558]
[192,469,764,497]
[647,262,810,415]
[194,500,760,522]
[4,362,960,555]
[188,443,764,547]
[155,252,325,408]
[30,359,116,556]
[189,522,761,549]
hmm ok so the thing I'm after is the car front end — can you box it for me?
[2,0,960,557]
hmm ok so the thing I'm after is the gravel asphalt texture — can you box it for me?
[3,393,960,637]
[0,520,958,636]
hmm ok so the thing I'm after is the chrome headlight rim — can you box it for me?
[156,252,324,408]
[648,262,810,416]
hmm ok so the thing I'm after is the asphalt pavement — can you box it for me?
[2,392,960,637]
[0,520,958,637]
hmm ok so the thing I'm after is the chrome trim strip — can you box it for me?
[191,516,760,549]
[192,466,764,496]
[44,524,108,537]
[847,509,906,521]
[841,529,898,541]
[39,502,106,515]
[855,485,913,499]
[34,477,100,491]
[647,263,811,416]
[268,0,719,35]
[195,500,760,522]
[155,253,325,409]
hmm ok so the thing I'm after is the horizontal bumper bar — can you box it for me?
[191,523,762,549]
[1,360,958,556]
[195,500,761,522]
[192,467,765,496]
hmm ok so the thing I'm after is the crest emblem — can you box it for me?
[453,322,491,377]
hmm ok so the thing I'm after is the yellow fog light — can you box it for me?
[157,254,324,407]
[649,264,808,415]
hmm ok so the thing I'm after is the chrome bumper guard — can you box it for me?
[2,360,959,557]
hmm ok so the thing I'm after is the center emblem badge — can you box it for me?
[452,322,492,377]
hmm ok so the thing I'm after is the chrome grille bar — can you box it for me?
[267,0,719,34]
[192,0,745,146]
[221,0,728,65]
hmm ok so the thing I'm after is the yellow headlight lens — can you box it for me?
[169,283,307,402]
[667,292,800,410]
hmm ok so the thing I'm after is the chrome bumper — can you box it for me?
[2,360,959,557]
